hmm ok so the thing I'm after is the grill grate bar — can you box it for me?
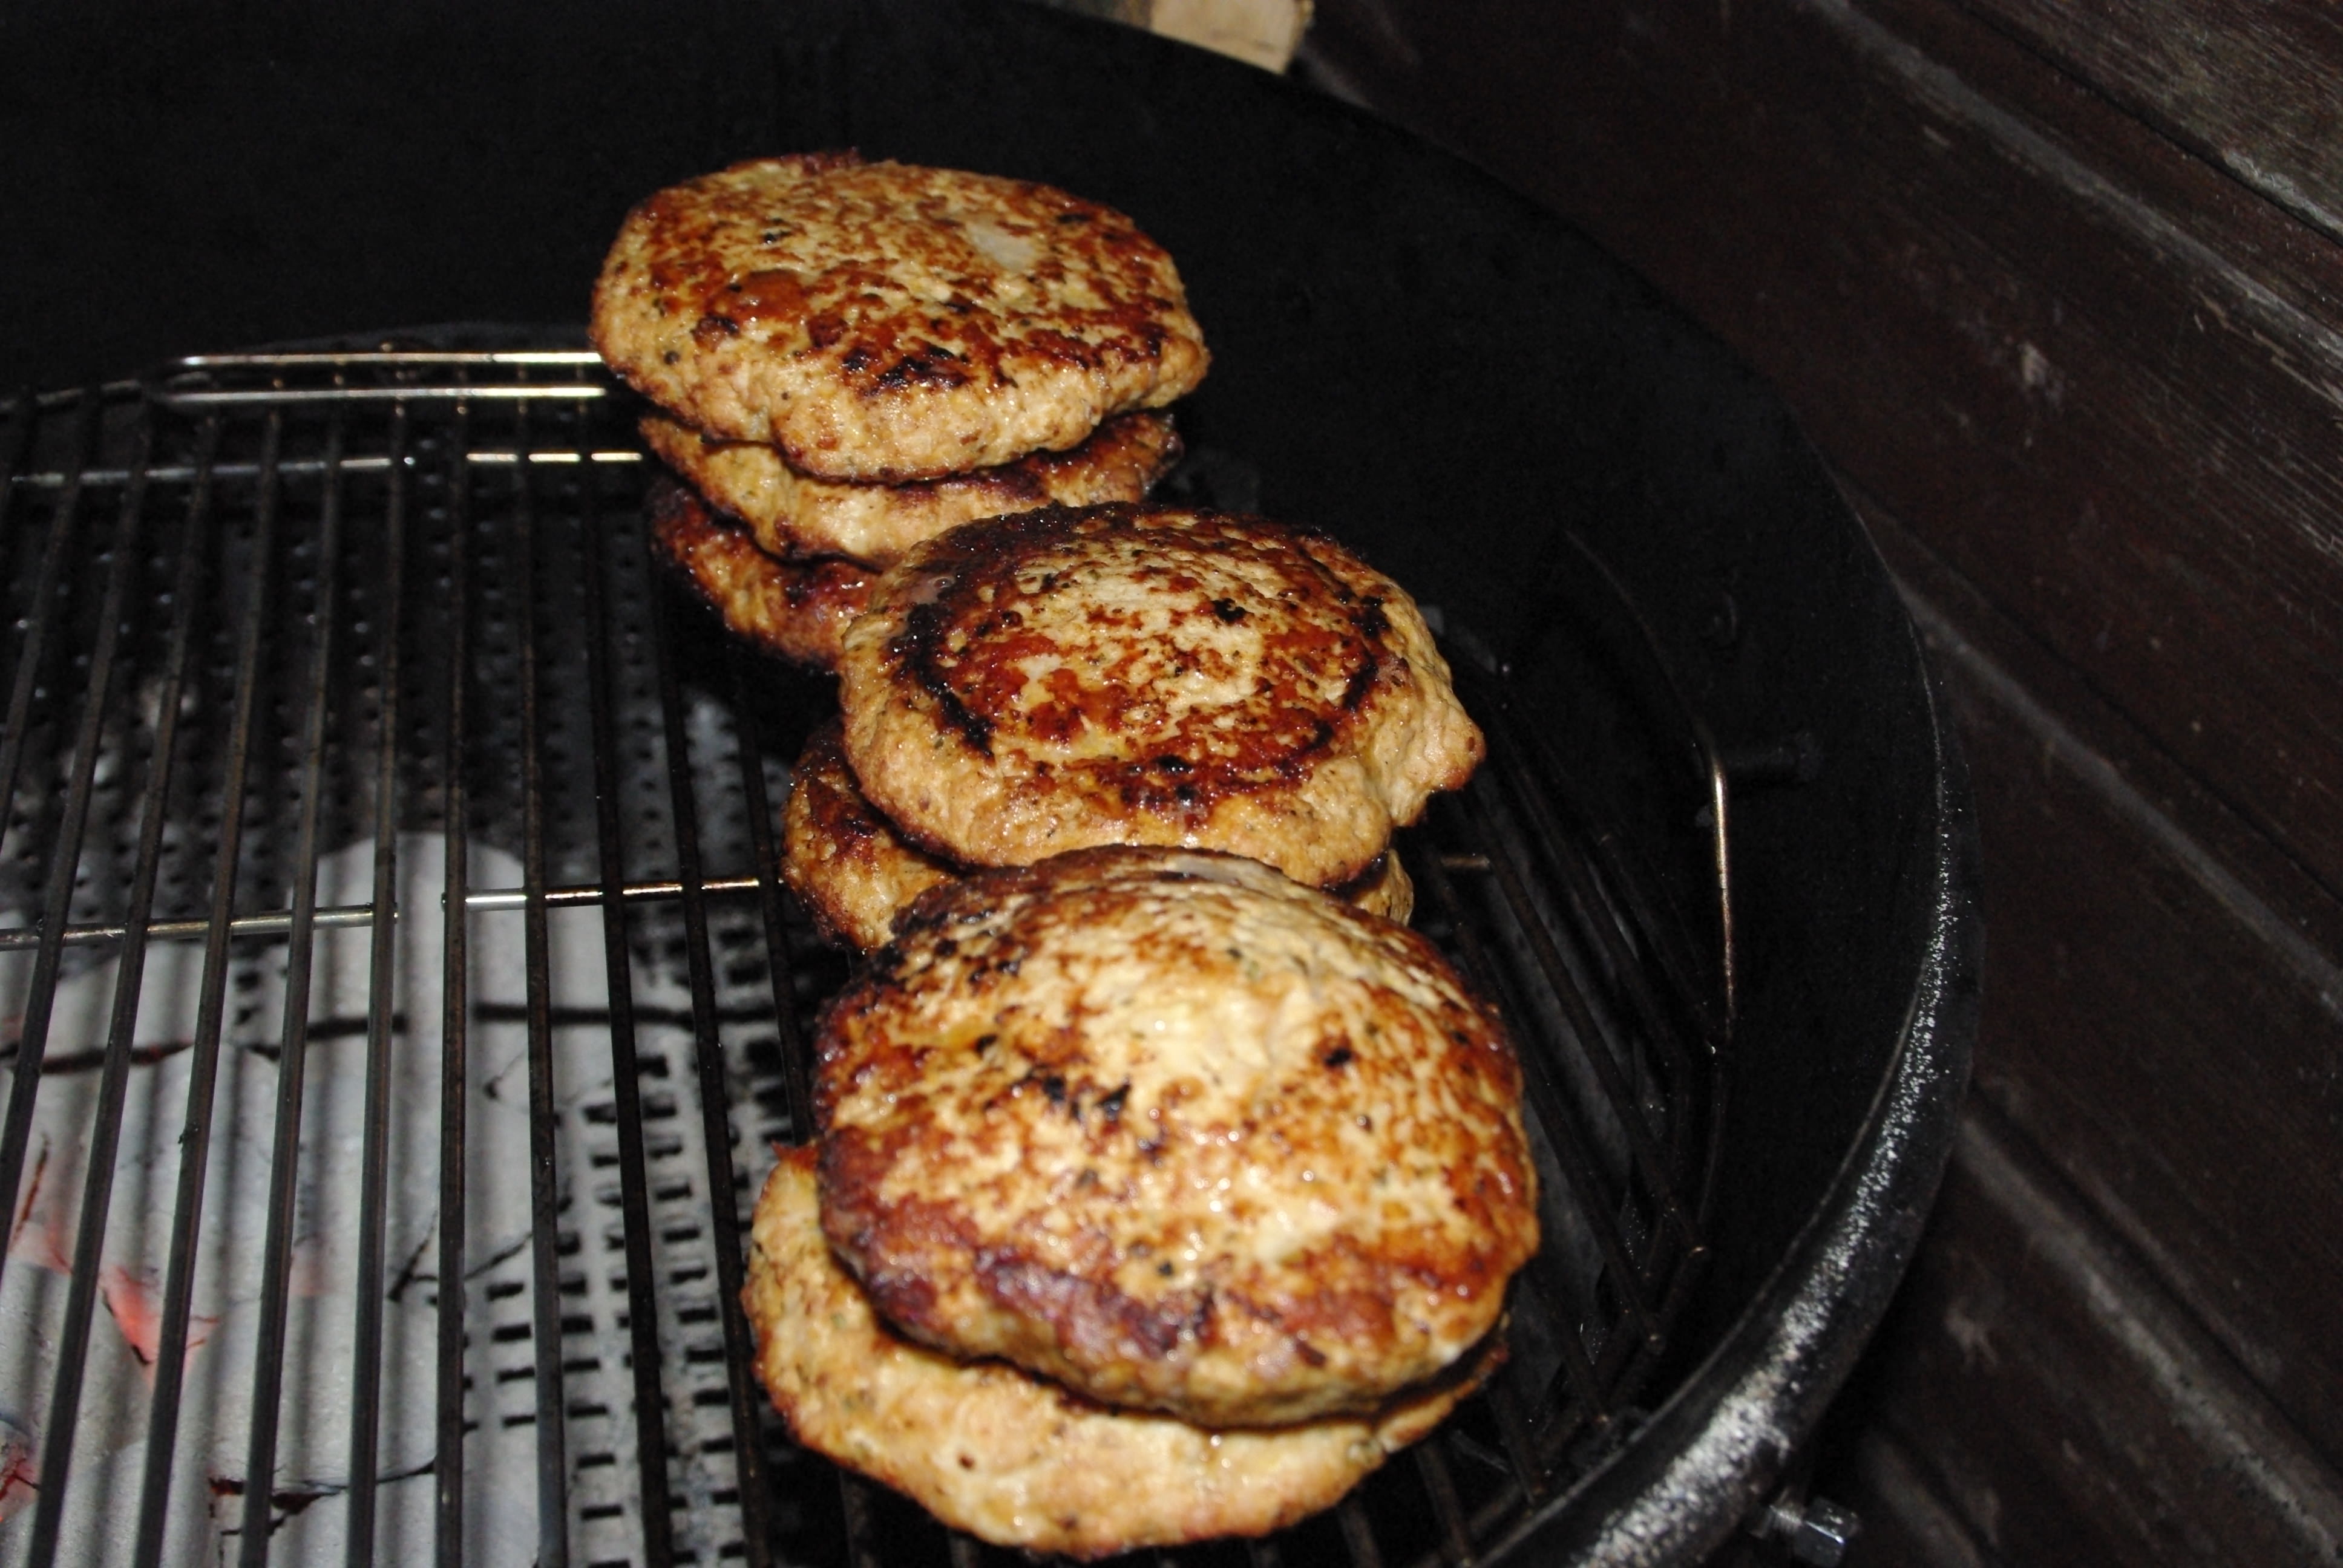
[1404,841,1611,1425]
[1519,534,1738,1029]
[1486,711,1714,1092]
[1457,721,1700,1264]
[1436,1463,1529,1568]
[169,349,608,372]
[1458,810,1693,1312]
[1478,1368,1552,1505]
[1336,1496,1384,1568]
[838,1472,884,1568]
[344,401,413,1567]
[726,631,830,1568]
[151,351,610,413]
[7,449,643,494]
[0,384,35,496]
[646,563,776,1568]
[132,406,285,1568]
[24,406,162,1567]
[0,388,102,1313]
[0,874,790,950]
[433,401,479,1568]
[1481,734,1702,1149]
[0,392,90,853]
[238,405,353,1568]
[726,640,816,1143]
[1481,881,1671,1345]
[458,875,795,911]
[157,386,608,410]
[574,407,681,1566]
[1409,1443,1476,1567]
[515,397,576,1568]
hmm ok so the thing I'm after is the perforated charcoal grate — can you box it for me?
[0,337,1726,1568]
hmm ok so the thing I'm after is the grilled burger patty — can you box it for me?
[649,478,876,670]
[746,1145,1493,1559]
[641,408,1180,567]
[836,504,1484,890]
[813,846,1538,1428]
[781,718,961,950]
[784,719,1417,952]
[592,154,1209,482]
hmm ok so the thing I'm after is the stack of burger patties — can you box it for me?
[592,156,1539,1558]
[753,843,1541,1558]
[590,151,1204,670]
[782,498,1474,946]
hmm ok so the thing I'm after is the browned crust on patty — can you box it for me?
[837,505,1484,888]
[592,154,1210,480]
[785,718,1417,952]
[746,1145,1495,1558]
[649,478,875,670]
[1332,849,1414,926]
[642,408,1181,566]
[782,718,960,950]
[814,847,1538,1427]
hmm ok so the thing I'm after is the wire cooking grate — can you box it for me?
[0,338,1725,1568]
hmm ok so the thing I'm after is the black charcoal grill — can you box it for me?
[0,4,1978,1564]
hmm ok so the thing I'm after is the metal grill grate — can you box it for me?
[0,338,1727,1568]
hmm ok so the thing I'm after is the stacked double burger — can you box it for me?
[593,152,1199,670]
[594,157,1541,1558]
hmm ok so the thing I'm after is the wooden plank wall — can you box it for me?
[1294,2,2343,1561]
